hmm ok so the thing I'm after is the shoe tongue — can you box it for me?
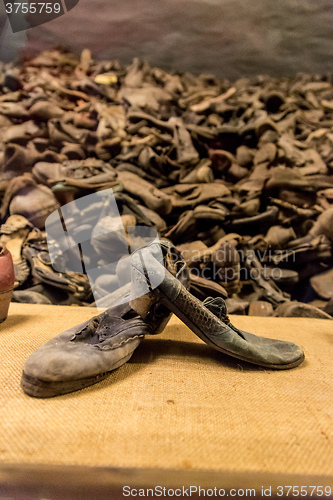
[203,296,228,322]
[160,240,190,289]
[97,303,138,341]
[39,251,52,265]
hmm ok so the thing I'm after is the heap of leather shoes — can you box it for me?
[0,48,332,318]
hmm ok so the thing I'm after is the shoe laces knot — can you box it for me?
[203,296,231,325]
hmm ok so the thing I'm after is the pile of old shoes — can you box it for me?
[0,214,92,306]
[0,48,332,318]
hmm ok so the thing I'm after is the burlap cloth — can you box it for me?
[0,303,332,476]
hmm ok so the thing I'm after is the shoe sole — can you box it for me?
[21,351,134,398]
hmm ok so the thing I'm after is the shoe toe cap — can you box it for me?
[23,336,141,383]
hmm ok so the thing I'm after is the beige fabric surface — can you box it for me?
[0,303,332,475]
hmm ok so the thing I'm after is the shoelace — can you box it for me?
[203,296,231,325]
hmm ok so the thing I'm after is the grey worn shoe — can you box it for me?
[130,242,305,370]
[21,301,153,398]
[21,241,189,397]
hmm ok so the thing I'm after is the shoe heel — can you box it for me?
[131,245,222,345]
[0,288,13,323]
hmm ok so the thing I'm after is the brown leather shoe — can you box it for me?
[32,158,118,189]
[1,173,59,229]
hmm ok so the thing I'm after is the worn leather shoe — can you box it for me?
[21,241,190,397]
[130,242,305,370]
